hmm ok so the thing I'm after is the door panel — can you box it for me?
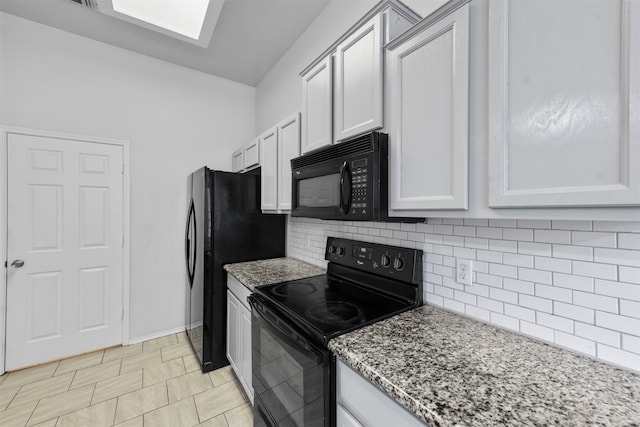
[6,133,124,370]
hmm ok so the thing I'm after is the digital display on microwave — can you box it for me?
[298,174,340,207]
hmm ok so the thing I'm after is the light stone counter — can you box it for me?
[224,257,325,291]
[329,305,640,426]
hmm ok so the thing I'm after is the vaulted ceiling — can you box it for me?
[0,0,331,86]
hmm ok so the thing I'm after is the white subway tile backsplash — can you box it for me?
[554,331,596,357]
[597,344,640,370]
[477,226,503,239]
[572,261,618,280]
[573,290,619,313]
[489,263,518,279]
[537,313,574,333]
[575,323,620,347]
[623,335,640,354]
[593,221,640,233]
[490,288,519,304]
[534,256,572,273]
[551,220,593,231]
[465,305,491,322]
[503,253,534,268]
[520,321,555,342]
[518,219,551,229]
[594,279,640,302]
[503,278,535,295]
[518,242,552,257]
[520,268,553,285]
[572,231,617,248]
[289,217,640,372]
[503,228,534,242]
[596,312,640,336]
[490,312,520,331]
[553,273,594,292]
[535,284,572,303]
[554,301,594,324]
[594,248,640,268]
[552,244,593,261]
[620,300,640,319]
[519,294,553,313]
[618,233,640,250]
[619,266,640,285]
[504,304,536,322]
[534,229,571,244]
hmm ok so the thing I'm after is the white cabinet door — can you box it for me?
[231,148,244,172]
[334,14,383,142]
[488,0,640,207]
[226,290,240,373]
[243,138,260,170]
[302,56,333,154]
[277,113,301,211]
[260,127,278,211]
[387,4,470,212]
[239,305,253,404]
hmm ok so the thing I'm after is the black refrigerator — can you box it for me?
[185,167,286,372]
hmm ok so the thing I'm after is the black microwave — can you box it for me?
[291,132,420,222]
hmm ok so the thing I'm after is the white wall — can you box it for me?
[0,12,256,341]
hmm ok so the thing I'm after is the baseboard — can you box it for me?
[128,325,186,345]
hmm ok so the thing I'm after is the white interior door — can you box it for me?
[5,133,124,370]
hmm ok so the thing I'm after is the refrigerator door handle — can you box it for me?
[185,199,197,287]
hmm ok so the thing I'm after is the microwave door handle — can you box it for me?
[339,161,352,214]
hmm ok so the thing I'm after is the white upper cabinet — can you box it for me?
[334,14,383,142]
[302,56,333,154]
[231,138,260,172]
[260,113,301,212]
[277,113,301,211]
[231,148,244,172]
[300,0,420,155]
[260,127,278,211]
[488,0,640,207]
[243,138,260,170]
[387,1,470,213]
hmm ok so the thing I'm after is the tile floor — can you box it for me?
[0,332,253,426]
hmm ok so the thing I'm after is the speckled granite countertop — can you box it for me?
[224,257,325,290]
[329,305,640,426]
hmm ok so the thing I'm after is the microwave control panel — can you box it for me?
[350,158,370,215]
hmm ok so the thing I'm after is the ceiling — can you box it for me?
[0,0,331,86]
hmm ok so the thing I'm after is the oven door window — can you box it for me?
[252,308,329,427]
[298,174,340,208]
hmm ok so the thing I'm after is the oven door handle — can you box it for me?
[339,161,352,214]
[249,295,324,360]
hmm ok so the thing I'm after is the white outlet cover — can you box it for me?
[456,259,473,286]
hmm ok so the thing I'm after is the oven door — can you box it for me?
[249,294,332,427]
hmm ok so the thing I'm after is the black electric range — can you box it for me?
[249,237,423,427]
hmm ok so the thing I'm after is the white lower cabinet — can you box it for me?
[336,358,425,426]
[226,276,253,404]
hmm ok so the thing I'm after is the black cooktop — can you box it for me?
[253,237,423,346]
[256,274,411,342]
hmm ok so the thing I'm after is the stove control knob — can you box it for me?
[328,244,337,254]
[381,254,391,267]
[338,246,345,256]
[393,256,405,271]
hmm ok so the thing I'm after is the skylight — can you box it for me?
[111,0,210,40]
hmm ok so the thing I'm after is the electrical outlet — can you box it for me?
[456,259,473,286]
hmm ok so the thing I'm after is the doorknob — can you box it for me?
[10,259,24,268]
